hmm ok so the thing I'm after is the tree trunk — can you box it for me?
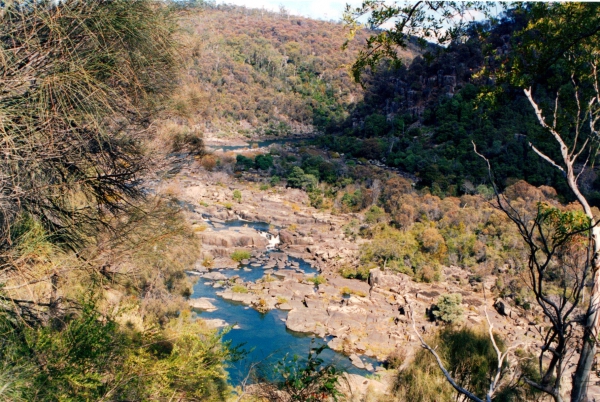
[571,257,600,402]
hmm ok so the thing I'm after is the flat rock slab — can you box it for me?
[277,300,305,311]
[202,272,228,281]
[217,290,255,304]
[203,318,229,329]
[349,354,365,369]
[286,307,328,334]
[189,298,217,311]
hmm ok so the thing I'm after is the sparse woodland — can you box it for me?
[3,1,600,401]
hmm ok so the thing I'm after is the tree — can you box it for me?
[343,1,492,83]
[0,0,178,322]
[346,2,600,401]
[433,293,464,324]
[469,170,592,402]
[503,5,600,400]
[253,344,343,402]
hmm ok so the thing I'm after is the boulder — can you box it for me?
[286,308,329,334]
[349,354,365,369]
[202,319,228,329]
[279,229,295,245]
[218,290,255,304]
[369,268,409,289]
[189,298,217,311]
[494,298,512,317]
[270,252,288,261]
[200,229,268,248]
[202,271,228,281]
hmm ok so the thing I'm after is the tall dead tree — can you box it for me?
[522,73,600,401]
[475,141,594,402]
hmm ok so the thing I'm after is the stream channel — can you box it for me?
[190,219,379,385]
[205,138,308,153]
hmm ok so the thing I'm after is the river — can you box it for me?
[190,220,379,385]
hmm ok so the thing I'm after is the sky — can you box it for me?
[216,0,363,21]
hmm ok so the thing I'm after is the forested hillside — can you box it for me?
[317,8,582,202]
[171,2,418,136]
[176,3,596,204]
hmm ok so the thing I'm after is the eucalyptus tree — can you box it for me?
[345,2,600,401]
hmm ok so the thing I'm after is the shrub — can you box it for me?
[233,189,242,203]
[255,344,342,402]
[236,154,254,170]
[270,176,281,186]
[339,265,370,281]
[432,293,464,324]
[231,284,248,293]
[339,286,367,297]
[286,166,306,188]
[201,154,217,171]
[307,275,326,286]
[365,205,386,224]
[385,348,407,369]
[255,154,274,170]
[394,327,511,401]
[231,249,251,262]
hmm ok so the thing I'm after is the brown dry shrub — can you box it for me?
[201,155,217,171]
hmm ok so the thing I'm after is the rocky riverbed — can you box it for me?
[156,145,554,398]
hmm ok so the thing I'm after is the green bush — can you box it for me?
[231,249,251,262]
[307,275,326,286]
[255,154,274,170]
[256,344,342,402]
[233,189,242,203]
[236,154,254,170]
[339,265,370,281]
[432,293,464,324]
[270,176,281,186]
[286,166,306,188]
[231,284,248,293]
[394,327,513,402]
[365,205,386,224]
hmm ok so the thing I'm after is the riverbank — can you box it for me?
[156,137,550,399]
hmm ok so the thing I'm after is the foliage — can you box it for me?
[231,249,252,262]
[231,284,248,293]
[339,286,367,298]
[0,0,177,251]
[236,154,255,171]
[233,190,242,203]
[175,4,376,135]
[360,224,418,273]
[0,303,235,401]
[255,344,342,402]
[432,294,464,324]
[255,154,274,170]
[339,265,371,281]
[343,1,492,82]
[307,275,326,286]
[365,205,387,224]
[394,327,514,402]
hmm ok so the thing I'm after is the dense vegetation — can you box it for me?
[315,8,593,203]
[168,1,418,138]
[5,1,600,400]
[0,1,236,399]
